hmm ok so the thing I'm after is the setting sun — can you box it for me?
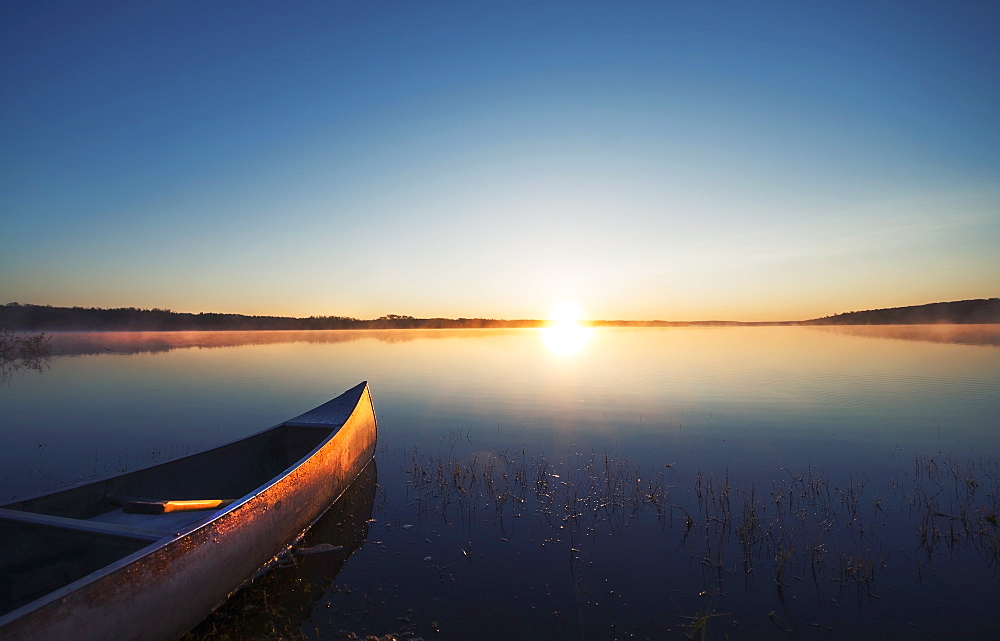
[542,301,592,356]
[548,302,585,328]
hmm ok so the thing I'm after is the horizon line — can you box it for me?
[4,298,998,327]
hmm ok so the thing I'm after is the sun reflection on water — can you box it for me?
[541,301,593,356]
[541,324,593,356]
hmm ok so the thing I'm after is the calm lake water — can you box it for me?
[2,326,999,640]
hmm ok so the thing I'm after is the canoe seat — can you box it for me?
[86,507,214,535]
[0,500,236,543]
[0,508,165,542]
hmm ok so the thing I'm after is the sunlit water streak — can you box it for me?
[541,324,594,356]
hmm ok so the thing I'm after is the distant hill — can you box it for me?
[806,298,1000,325]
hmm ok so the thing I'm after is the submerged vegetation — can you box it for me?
[400,445,998,588]
[182,434,999,641]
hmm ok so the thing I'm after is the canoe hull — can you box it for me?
[0,382,377,641]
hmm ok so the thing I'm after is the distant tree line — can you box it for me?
[805,298,1000,325]
[0,303,544,331]
[2,298,996,331]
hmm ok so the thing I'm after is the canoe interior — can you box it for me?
[0,520,151,617]
[4,424,331,519]
[0,423,335,617]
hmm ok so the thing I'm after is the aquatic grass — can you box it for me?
[0,329,52,384]
[191,441,1000,640]
[679,599,729,641]
[902,455,1000,567]
[397,442,999,607]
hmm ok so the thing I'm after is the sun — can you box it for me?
[542,302,592,356]
[548,301,585,328]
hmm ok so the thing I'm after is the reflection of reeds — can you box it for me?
[679,599,729,641]
[173,441,998,640]
[400,444,999,605]
[905,455,1000,567]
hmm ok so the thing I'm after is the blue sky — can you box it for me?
[2,0,997,321]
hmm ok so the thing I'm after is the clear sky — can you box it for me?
[2,0,997,321]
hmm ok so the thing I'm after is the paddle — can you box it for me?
[122,499,235,514]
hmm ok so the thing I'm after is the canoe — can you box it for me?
[0,381,377,641]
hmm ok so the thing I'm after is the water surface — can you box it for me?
[1,326,997,639]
